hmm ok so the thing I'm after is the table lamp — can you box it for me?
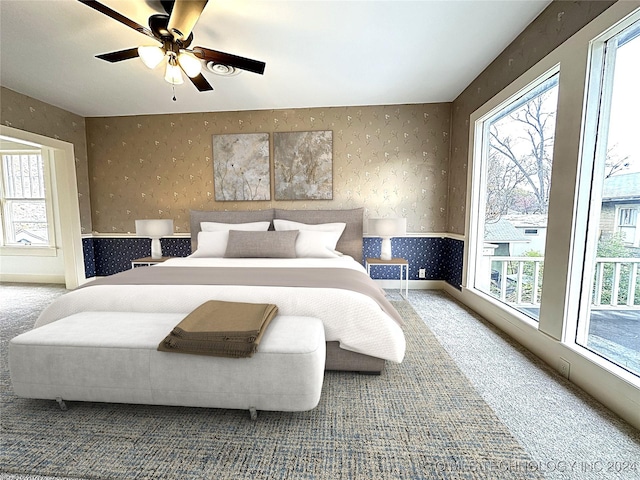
[368,218,407,260]
[135,219,174,259]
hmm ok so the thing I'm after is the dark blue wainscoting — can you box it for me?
[82,236,464,290]
[82,237,191,278]
[363,237,463,289]
[442,237,464,290]
[82,238,96,279]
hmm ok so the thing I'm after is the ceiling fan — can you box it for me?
[78,0,266,95]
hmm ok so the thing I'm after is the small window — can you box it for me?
[616,207,639,246]
[0,151,52,246]
[524,229,539,235]
[618,208,637,226]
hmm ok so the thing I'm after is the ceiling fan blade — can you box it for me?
[160,0,174,15]
[78,0,156,39]
[167,0,208,42]
[96,47,141,63]
[188,73,214,92]
[192,47,266,75]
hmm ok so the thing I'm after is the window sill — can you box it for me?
[463,286,541,331]
[0,245,58,257]
[565,341,640,389]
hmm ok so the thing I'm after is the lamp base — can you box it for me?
[150,237,163,260]
[380,237,392,261]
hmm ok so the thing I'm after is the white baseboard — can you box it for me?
[373,279,447,290]
[0,273,65,284]
[442,282,464,301]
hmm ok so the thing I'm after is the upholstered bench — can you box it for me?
[9,312,326,419]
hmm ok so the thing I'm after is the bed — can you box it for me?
[34,208,406,373]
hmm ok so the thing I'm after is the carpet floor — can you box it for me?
[1,284,543,479]
[407,290,640,480]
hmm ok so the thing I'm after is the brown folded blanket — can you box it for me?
[158,300,278,358]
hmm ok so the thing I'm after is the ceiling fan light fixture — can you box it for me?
[178,51,202,78]
[138,45,165,69]
[82,0,264,93]
[164,60,184,85]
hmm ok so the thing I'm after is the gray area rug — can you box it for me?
[1,284,543,479]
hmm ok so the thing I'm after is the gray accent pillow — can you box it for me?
[224,230,299,258]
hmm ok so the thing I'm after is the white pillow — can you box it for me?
[273,219,346,257]
[190,231,230,257]
[294,231,342,258]
[200,221,270,232]
[273,219,346,235]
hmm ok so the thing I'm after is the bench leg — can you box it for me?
[55,397,67,411]
[249,407,257,421]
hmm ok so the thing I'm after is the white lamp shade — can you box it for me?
[135,219,174,238]
[164,62,184,85]
[178,51,202,78]
[368,218,407,237]
[138,46,165,69]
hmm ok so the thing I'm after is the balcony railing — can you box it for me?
[488,256,640,308]
[592,257,640,307]
[489,256,544,305]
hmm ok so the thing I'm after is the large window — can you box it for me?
[0,150,53,247]
[465,3,640,424]
[471,71,559,322]
[577,17,640,376]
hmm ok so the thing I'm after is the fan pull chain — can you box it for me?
[172,85,177,102]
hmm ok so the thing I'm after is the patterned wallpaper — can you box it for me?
[447,0,615,234]
[85,103,451,234]
[0,87,93,233]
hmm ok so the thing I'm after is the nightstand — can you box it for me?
[131,256,172,268]
[365,258,409,299]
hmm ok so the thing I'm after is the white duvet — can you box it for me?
[35,257,406,363]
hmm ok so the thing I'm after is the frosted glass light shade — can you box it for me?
[138,46,165,69]
[178,51,202,78]
[135,219,174,259]
[368,218,406,260]
[164,62,184,85]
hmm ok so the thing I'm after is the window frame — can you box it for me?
[0,148,57,255]
[466,66,560,330]
[573,12,640,372]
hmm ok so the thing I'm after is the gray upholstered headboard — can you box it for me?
[189,208,364,263]
[190,209,275,253]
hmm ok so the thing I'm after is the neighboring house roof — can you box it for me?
[485,218,530,243]
[502,214,548,228]
[15,228,47,245]
[602,172,640,202]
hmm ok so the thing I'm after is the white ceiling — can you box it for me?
[0,0,551,118]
